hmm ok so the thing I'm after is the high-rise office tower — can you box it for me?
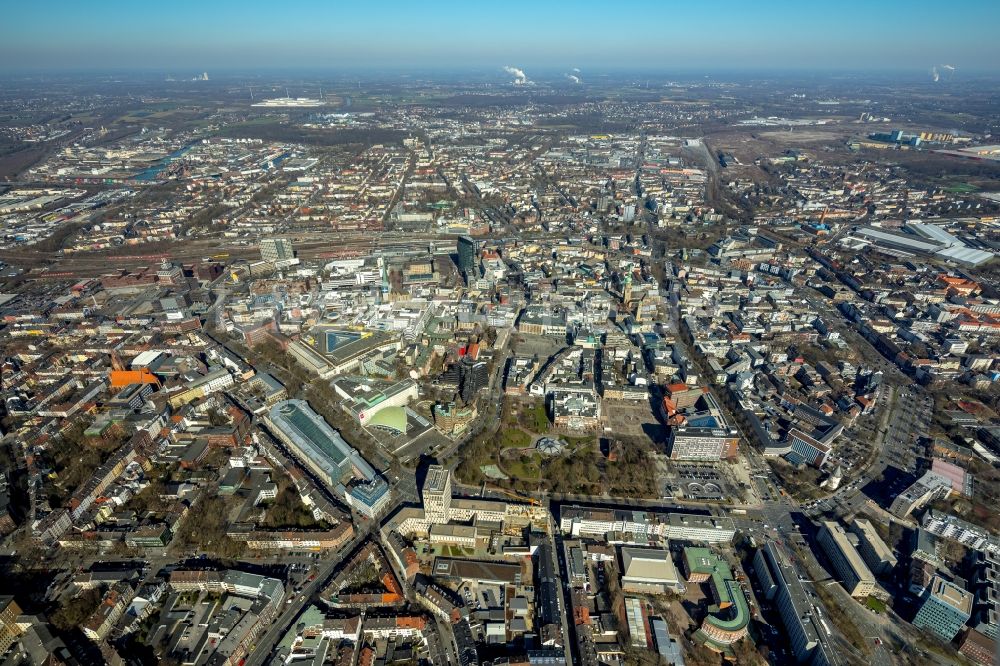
[422,465,452,524]
[457,235,478,283]
[261,238,294,263]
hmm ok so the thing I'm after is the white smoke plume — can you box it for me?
[931,64,957,82]
[503,65,529,85]
[565,73,581,84]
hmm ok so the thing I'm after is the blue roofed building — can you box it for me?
[265,399,391,518]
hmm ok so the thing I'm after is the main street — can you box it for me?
[803,384,897,519]
[244,524,375,666]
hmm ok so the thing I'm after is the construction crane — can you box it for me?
[482,483,542,507]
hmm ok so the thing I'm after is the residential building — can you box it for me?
[81,583,135,641]
[0,596,25,655]
[957,629,997,665]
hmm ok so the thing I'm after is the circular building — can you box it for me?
[535,437,567,456]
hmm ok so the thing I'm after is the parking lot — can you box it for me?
[801,385,933,519]
[511,332,565,362]
[829,410,883,472]
[883,388,930,475]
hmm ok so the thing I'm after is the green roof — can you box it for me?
[367,406,408,434]
[360,393,387,409]
[684,547,750,635]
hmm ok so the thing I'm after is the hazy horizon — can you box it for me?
[2,0,999,75]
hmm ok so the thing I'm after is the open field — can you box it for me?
[759,129,844,143]
[602,400,664,442]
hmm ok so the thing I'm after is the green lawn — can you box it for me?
[499,428,532,449]
[563,435,596,451]
[530,403,550,432]
[865,596,887,614]
[443,545,476,557]
[505,454,542,481]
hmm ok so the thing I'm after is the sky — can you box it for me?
[2,0,999,74]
